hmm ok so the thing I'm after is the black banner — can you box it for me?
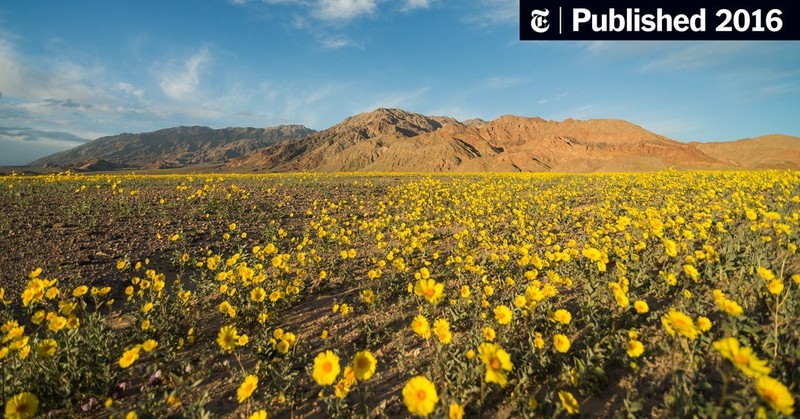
[520,0,800,40]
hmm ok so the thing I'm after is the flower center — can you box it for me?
[416,389,427,402]
[762,389,777,403]
[490,358,501,370]
[323,361,333,373]
[733,353,748,365]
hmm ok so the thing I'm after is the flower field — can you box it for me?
[0,170,798,418]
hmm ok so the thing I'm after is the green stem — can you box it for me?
[234,351,246,375]
[714,368,729,419]
[479,376,485,419]
[2,360,5,404]
[435,341,448,413]
[356,380,369,418]
[773,296,779,359]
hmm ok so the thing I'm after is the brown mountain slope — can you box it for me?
[30,125,316,170]
[228,110,732,172]
[693,134,800,170]
[228,108,461,171]
[33,108,798,173]
[424,115,723,172]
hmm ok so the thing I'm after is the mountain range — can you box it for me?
[30,125,315,170]
[28,108,800,172]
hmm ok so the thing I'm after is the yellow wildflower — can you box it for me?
[251,287,266,302]
[483,327,496,342]
[119,346,141,368]
[312,350,340,386]
[72,285,88,297]
[237,375,258,403]
[494,305,512,325]
[414,278,444,304]
[36,339,57,357]
[697,316,712,332]
[449,403,464,419]
[352,350,377,381]
[478,342,513,387]
[559,391,580,415]
[553,334,571,353]
[767,280,784,295]
[402,376,438,417]
[217,325,239,351]
[142,339,158,352]
[661,309,698,340]
[755,375,794,416]
[713,337,770,378]
[550,309,572,324]
[4,392,39,419]
[626,340,644,357]
[411,315,431,339]
[633,300,649,314]
[433,318,452,344]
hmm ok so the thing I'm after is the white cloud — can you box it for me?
[4,135,86,149]
[634,117,699,140]
[276,84,342,126]
[0,38,26,96]
[115,82,145,98]
[552,103,597,121]
[579,41,656,57]
[243,0,428,20]
[760,83,800,97]
[402,0,430,11]
[314,0,376,20]
[715,67,800,103]
[638,42,751,72]
[158,47,211,101]
[360,86,429,113]
[0,33,186,153]
[0,125,93,165]
[426,105,479,122]
[285,85,338,112]
[0,37,104,103]
[579,41,783,74]
[262,0,308,4]
[482,76,525,91]
[320,36,351,49]
[465,0,516,26]
[0,126,88,144]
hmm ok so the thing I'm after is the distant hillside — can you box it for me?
[227,108,739,172]
[28,109,800,173]
[228,108,460,171]
[30,125,315,170]
[694,134,800,170]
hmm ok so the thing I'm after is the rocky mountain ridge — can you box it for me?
[30,125,316,170]
[29,108,800,172]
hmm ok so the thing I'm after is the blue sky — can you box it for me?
[0,0,798,165]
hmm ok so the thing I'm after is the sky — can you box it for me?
[0,1,799,166]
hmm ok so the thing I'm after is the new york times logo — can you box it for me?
[519,0,799,40]
[530,9,550,33]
